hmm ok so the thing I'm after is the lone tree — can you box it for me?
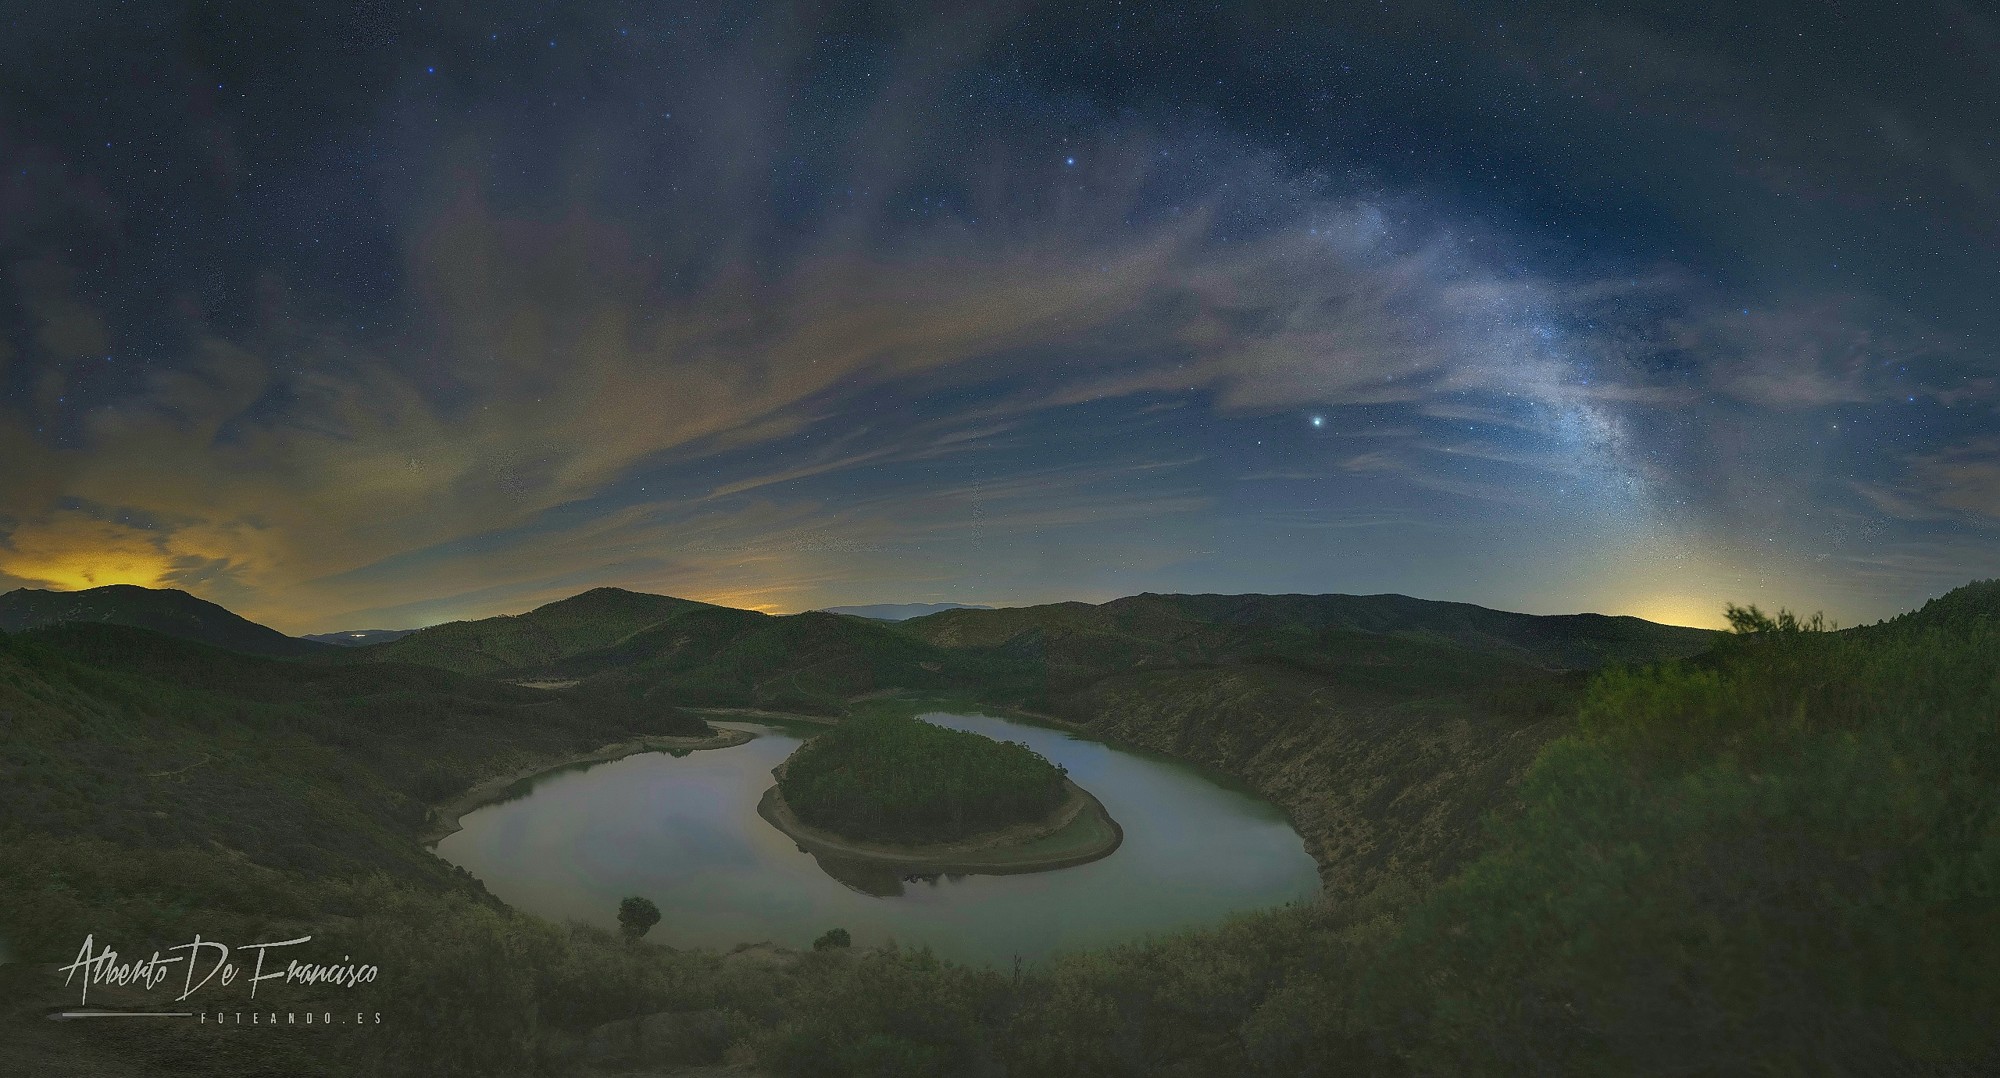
[812,927,852,951]
[618,896,661,940]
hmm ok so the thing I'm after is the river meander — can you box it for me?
[435,712,1321,965]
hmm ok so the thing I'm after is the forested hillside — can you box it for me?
[0,584,331,657]
[901,591,1716,673]
[9,584,1992,1075]
[335,586,1715,896]
[360,587,721,674]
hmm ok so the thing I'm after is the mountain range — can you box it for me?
[4,577,1997,1074]
[301,627,420,646]
[818,602,993,620]
[0,579,1718,898]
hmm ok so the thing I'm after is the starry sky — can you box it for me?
[2,1,1995,634]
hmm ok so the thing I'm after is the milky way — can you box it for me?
[1,2,1994,632]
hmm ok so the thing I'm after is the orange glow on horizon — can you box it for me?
[6,563,172,592]
[684,590,790,615]
[0,515,179,593]
[1620,595,1730,630]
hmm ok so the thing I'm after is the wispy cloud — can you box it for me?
[1,3,1995,631]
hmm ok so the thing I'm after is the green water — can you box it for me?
[435,712,1322,965]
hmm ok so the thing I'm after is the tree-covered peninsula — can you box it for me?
[776,714,1069,844]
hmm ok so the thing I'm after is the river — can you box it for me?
[435,711,1321,965]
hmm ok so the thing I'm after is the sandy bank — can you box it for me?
[756,775,1123,875]
[687,706,843,726]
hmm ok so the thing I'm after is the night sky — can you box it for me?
[2,2,1995,634]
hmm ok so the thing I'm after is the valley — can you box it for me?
[1,580,1995,1075]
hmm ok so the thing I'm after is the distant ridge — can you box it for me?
[362,587,720,674]
[0,584,329,658]
[819,602,993,621]
[303,628,420,646]
[903,591,1718,672]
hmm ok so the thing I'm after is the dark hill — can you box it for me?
[341,585,1719,898]
[818,602,992,621]
[303,627,419,646]
[0,584,329,658]
[1875,577,2000,633]
[545,606,962,715]
[893,592,1716,897]
[904,591,1716,672]
[12,582,1996,1075]
[362,587,720,674]
[0,621,705,883]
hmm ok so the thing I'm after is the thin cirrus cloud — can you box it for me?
[0,5,1992,632]
[0,135,1962,630]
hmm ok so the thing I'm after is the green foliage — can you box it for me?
[902,591,1717,677]
[1879,576,2000,632]
[619,895,661,939]
[11,581,2000,1077]
[779,715,1068,844]
[364,587,717,674]
[1724,601,1830,635]
[737,585,2000,1076]
[1378,607,2000,1074]
[0,583,330,657]
[813,927,852,951]
[757,945,1006,1078]
[363,585,1713,728]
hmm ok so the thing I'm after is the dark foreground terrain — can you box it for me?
[2,581,1995,1075]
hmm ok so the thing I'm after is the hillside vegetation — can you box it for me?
[11,583,1992,1075]
[0,583,331,657]
[360,587,721,674]
[0,624,708,892]
[779,715,1069,843]
[351,588,1701,896]
[902,591,1715,673]
[543,607,968,715]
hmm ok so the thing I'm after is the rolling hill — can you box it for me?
[0,582,1716,898]
[4,580,1996,1076]
[303,627,419,646]
[0,584,330,658]
[818,602,993,620]
[359,587,722,674]
[0,621,704,885]
[902,591,1716,672]
[354,586,1714,897]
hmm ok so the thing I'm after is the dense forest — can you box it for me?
[777,714,1069,844]
[3,582,1997,1075]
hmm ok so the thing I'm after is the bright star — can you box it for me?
[1310,415,1325,428]
[1065,156,1075,166]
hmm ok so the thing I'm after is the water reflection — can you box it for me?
[436,713,1320,965]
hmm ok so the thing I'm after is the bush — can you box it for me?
[619,896,661,940]
[1378,612,2000,1073]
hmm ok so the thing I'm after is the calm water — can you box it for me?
[435,712,1321,965]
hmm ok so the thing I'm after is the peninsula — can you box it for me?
[758,714,1122,873]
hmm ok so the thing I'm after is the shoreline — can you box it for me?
[687,706,843,726]
[757,775,1123,875]
[420,727,756,846]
